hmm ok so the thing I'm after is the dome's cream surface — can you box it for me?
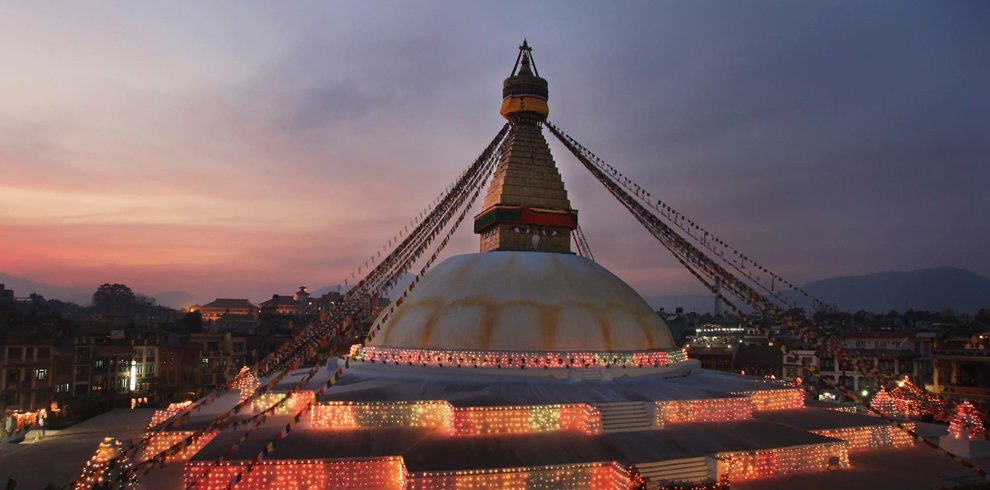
[373,251,675,352]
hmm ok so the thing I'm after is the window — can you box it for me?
[25,347,34,359]
[56,383,70,393]
[207,341,219,352]
[820,358,835,371]
[37,347,51,359]
[6,347,22,360]
[145,364,155,375]
[35,369,48,381]
[75,366,90,382]
[95,360,106,368]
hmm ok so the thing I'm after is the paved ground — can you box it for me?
[5,363,985,489]
[733,446,990,489]
[0,408,153,488]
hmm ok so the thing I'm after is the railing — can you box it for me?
[942,385,990,397]
[934,349,990,359]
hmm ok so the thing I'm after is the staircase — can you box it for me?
[634,456,712,489]
[594,401,652,432]
[580,368,604,381]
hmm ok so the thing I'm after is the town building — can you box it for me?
[259,295,301,317]
[1,338,74,413]
[189,298,258,323]
[187,332,252,388]
[932,332,990,415]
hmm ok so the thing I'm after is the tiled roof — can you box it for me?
[201,298,257,310]
[259,295,300,307]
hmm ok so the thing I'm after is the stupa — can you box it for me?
[170,42,946,490]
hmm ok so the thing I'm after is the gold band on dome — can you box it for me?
[500,96,550,119]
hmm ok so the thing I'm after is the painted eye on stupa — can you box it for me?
[540,229,558,237]
[512,226,530,234]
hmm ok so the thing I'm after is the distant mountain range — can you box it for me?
[641,266,990,314]
[0,273,94,305]
[3,266,988,314]
[797,266,990,314]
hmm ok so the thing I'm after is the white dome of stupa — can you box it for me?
[371,251,675,352]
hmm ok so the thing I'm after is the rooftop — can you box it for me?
[198,298,257,310]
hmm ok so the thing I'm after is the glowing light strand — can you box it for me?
[355,346,687,369]
[949,401,986,440]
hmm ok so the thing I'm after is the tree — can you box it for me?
[181,310,203,333]
[92,283,136,309]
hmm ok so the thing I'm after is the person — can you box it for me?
[37,409,47,440]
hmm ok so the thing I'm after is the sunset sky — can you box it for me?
[1,1,988,302]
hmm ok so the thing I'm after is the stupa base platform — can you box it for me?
[321,359,793,406]
[186,419,850,488]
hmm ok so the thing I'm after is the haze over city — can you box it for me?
[2,1,988,301]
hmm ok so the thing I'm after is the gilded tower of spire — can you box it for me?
[474,41,578,253]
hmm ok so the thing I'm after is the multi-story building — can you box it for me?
[787,331,915,394]
[73,340,95,397]
[1,338,74,413]
[0,284,14,305]
[684,346,734,371]
[90,344,136,395]
[931,332,990,415]
[259,295,302,316]
[733,344,783,378]
[781,344,817,385]
[912,330,939,387]
[157,341,202,402]
[131,339,160,394]
[188,332,252,388]
[189,298,258,323]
